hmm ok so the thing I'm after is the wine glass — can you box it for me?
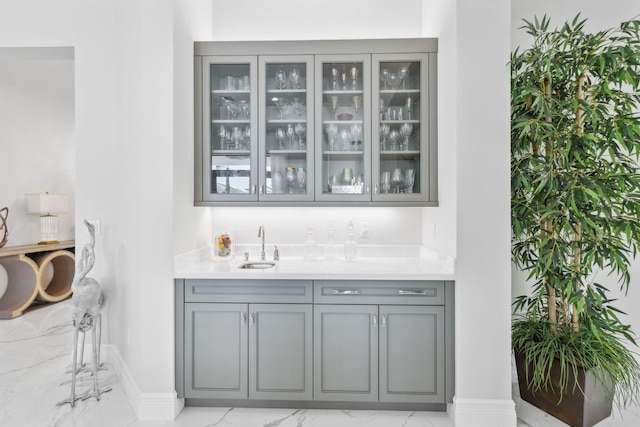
[404,169,415,193]
[272,97,288,119]
[381,171,391,193]
[351,95,362,117]
[338,129,352,152]
[217,125,227,150]
[231,126,243,150]
[349,66,359,90]
[289,67,301,89]
[294,124,306,149]
[350,124,362,151]
[296,168,307,193]
[326,124,338,151]
[239,100,250,119]
[286,124,295,150]
[380,68,390,89]
[399,123,413,151]
[290,97,304,117]
[379,98,386,120]
[388,130,400,151]
[391,168,404,193]
[275,69,287,89]
[340,67,348,90]
[379,124,390,151]
[243,126,251,150]
[397,66,408,89]
[387,73,400,90]
[275,127,286,150]
[329,95,340,113]
[330,67,340,90]
[285,167,297,193]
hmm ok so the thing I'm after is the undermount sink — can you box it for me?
[238,261,276,270]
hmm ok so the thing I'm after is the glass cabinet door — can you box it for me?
[258,56,314,201]
[372,54,430,202]
[202,56,258,201]
[315,55,371,202]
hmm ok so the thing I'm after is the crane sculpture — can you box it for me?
[57,219,109,407]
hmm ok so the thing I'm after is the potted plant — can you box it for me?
[511,15,640,427]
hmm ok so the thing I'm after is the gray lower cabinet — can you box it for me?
[177,278,453,409]
[184,302,312,400]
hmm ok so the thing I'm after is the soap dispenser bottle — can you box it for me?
[344,220,358,262]
[304,228,318,262]
[325,221,337,262]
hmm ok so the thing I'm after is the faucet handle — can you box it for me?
[273,245,280,261]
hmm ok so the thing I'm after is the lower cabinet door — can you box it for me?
[379,305,445,403]
[184,303,248,399]
[249,304,313,400]
[314,305,379,401]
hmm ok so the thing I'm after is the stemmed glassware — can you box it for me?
[388,129,400,151]
[404,169,415,193]
[381,171,391,193]
[379,98,386,120]
[239,100,250,119]
[231,126,243,150]
[397,66,408,89]
[243,126,251,150]
[387,73,400,90]
[218,125,227,150]
[275,127,286,150]
[391,168,404,193]
[349,66,359,90]
[291,97,304,117]
[296,168,306,193]
[285,167,297,193]
[350,124,362,151]
[289,68,301,89]
[286,124,295,150]
[326,124,338,151]
[330,67,340,90]
[405,97,413,120]
[272,97,288,120]
[380,68,390,89]
[379,124,390,151]
[340,67,349,90]
[294,124,306,149]
[399,123,413,151]
[275,69,287,89]
[352,95,362,117]
[329,95,340,114]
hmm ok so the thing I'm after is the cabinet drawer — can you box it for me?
[314,280,445,305]
[185,279,313,303]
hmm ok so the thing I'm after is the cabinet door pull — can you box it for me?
[332,289,361,295]
[381,315,387,328]
[366,184,371,194]
[252,184,257,194]
[373,184,378,194]
[260,184,265,194]
[398,289,428,295]
[241,312,247,325]
[249,313,255,326]
[372,314,378,327]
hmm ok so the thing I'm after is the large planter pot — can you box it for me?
[515,350,613,427]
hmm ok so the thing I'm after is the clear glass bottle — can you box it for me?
[303,228,319,262]
[344,221,358,262]
[325,221,337,262]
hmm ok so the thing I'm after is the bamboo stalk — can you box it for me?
[572,74,586,333]
[543,76,557,331]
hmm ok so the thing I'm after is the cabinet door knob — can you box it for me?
[373,184,378,194]
[373,314,378,327]
[398,289,428,295]
[249,313,255,326]
[251,184,257,194]
[332,289,361,295]
[241,312,247,325]
[260,184,265,194]
[381,315,387,328]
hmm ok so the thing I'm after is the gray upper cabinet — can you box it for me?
[194,39,438,206]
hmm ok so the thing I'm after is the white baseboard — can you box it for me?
[104,344,184,421]
[450,397,518,427]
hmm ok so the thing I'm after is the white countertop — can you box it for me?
[174,245,455,281]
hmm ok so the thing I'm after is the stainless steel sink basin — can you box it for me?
[238,261,276,270]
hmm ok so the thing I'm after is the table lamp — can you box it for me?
[25,193,68,245]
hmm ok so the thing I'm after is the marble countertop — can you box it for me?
[174,245,455,281]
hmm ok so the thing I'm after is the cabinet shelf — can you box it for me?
[379,89,421,95]
[212,119,250,124]
[380,150,421,156]
[211,150,251,155]
[212,89,251,95]
[323,89,363,95]
[267,149,307,155]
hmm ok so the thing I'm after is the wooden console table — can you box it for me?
[0,241,75,319]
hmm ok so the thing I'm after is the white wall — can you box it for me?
[0,48,75,246]
[511,1,640,423]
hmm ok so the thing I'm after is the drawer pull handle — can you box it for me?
[332,289,361,295]
[249,313,255,326]
[241,313,247,325]
[398,289,428,295]
[381,315,387,328]
[373,314,378,326]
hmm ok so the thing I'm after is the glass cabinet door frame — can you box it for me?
[201,55,259,202]
[371,53,431,203]
[258,55,315,202]
[314,54,372,203]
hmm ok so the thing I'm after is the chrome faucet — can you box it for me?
[258,225,266,260]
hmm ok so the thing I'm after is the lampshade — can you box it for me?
[25,193,68,244]
[26,193,68,215]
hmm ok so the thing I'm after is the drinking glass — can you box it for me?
[391,168,404,193]
[379,98,386,120]
[329,95,340,113]
[275,69,287,89]
[350,124,362,151]
[351,95,362,116]
[340,67,348,90]
[399,123,413,150]
[294,124,306,149]
[286,124,295,150]
[381,171,391,193]
[243,126,251,150]
[275,128,286,150]
[349,66,359,90]
[404,169,415,193]
[405,97,413,120]
[273,97,288,119]
[397,66,408,89]
[379,124,390,151]
[297,168,307,193]
[239,100,250,119]
[380,68,390,89]
[289,67,301,89]
[217,125,227,150]
[388,130,400,151]
[330,67,340,90]
[291,97,304,117]
[326,124,338,151]
[387,73,400,90]
[285,167,297,193]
